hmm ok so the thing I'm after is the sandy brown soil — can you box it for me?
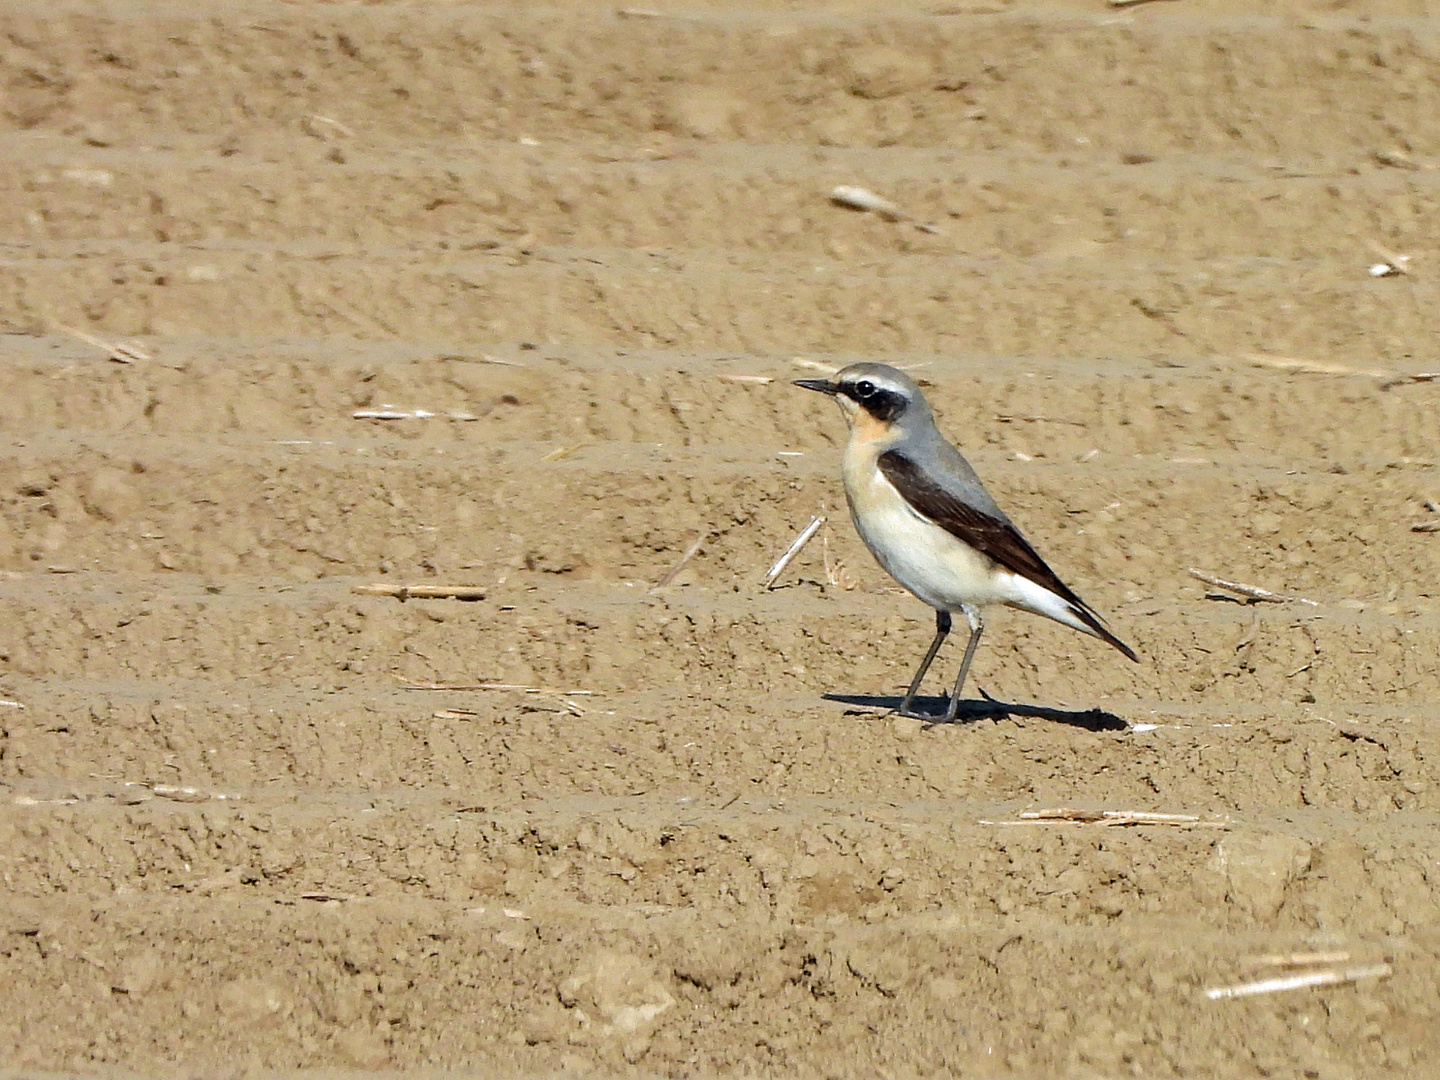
[3,1,1440,1076]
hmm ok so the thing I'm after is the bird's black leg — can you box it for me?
[942,605,985,722]
[899,609,950,718]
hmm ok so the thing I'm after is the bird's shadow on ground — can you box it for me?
[822,692,1130,733]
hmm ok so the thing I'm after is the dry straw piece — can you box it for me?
[1187,568,1318,606]
[1204,963,1392,1001]
[352,583,487,601]
[829,185,943,235]
[981,807,1227,828]
[994,412,1087,427]
[352,408,481,421]
[764,516,826,589]
[302,113,354,139]
[1240,351,1392,379]
[616,7,701,18]
[1367,239,1413,278]
[1372,148,1428,170]
[151,784,239,803]
[354,393,518,422]
[52,320,151,364]
[1412,497,1440,532]
[12,794,79,806]
[653,532,710,590]
[437,352,527,367]
[401,680,594,696]
[433,708,480,720]
[1380,372,1440,391]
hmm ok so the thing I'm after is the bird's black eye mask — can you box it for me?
[840,379,907,423]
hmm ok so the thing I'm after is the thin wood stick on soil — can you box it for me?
[151,784,239,803]
[401,680,594,695]
[994,413,1087,427]
[52,320,151,363]
[1204,963,1391,1000]
[1414,497,1440,531]
[437,352,527,367]
[352,583,487,601]
[1381,372,1440,390]
[352,408,481,421]
[653,532,710,590]
[304,114,354,138]
[1240,351,1391,379]
[980,808,1227,828]
[830,185,943,235]
[765,516,826,588]
[616,7,702,19]
[1373,148,1426,170]
[1022,808,1200,824]
[1367,239,1412,276]
[1187,568,1319,606]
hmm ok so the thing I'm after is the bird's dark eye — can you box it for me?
[854,380,875,398]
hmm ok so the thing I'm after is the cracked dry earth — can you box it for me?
[3,1,1440,1077]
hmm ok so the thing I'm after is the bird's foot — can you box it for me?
[895,703,948,722]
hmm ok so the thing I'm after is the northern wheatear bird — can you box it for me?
[797,363,1137,721]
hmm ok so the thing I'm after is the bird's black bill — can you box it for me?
[794,378,839,395]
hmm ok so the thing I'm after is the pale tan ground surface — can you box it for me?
[3,1,1440,1077]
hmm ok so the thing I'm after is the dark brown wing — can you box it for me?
[878,450,1137,661]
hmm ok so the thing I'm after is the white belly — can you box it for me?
[842,453,1008,612]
